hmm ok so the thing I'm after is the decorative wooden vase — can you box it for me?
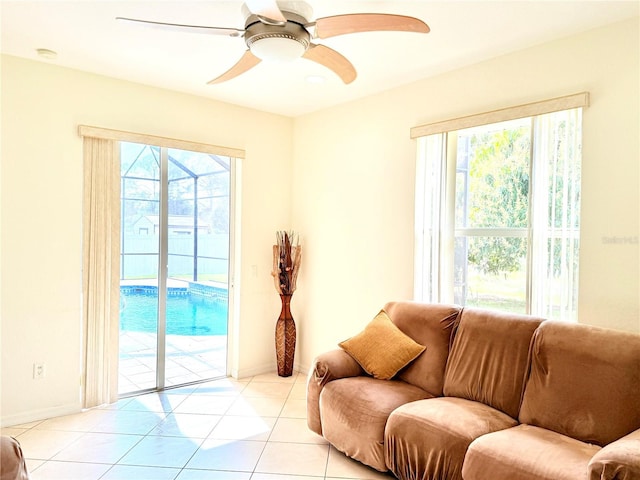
[275,294,296,377]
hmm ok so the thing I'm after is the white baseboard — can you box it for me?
[2,363,314,427]
[232,361,311,380]
[233,362,276,379]
[1,403,81,428]
[296,361,311,376]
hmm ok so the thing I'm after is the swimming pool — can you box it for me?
[119,289,228,336]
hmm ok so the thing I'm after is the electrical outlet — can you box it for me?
[33,363,45,380]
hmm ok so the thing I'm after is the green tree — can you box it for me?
[463,126,531,275]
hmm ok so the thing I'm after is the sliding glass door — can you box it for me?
[118,142,231,395]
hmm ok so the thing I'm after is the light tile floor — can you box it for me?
[2,372,394,480]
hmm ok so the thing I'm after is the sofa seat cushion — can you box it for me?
[384,397,518,480]
[462,424,601,480]
[319,376,432,472]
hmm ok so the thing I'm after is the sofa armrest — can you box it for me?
[589,428,640,480]
[306,348,365,435]
[0,436,30,480]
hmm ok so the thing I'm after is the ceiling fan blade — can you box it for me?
[313,13,430,39]
[302,44,356,84]
[207,50,262,85]
[116,17,243,37]
[244,0,286,25]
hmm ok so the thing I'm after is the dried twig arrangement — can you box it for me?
[271,230,302,295]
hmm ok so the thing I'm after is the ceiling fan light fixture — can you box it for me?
[250,35,306,61]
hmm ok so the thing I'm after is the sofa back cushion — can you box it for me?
[443,308,544,419]
[519,321,640,446]
[384,302,461,396]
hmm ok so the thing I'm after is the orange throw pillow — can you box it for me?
[339,309,426,380]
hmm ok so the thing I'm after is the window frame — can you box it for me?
[412,93,588,320]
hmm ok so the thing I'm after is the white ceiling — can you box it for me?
[2,1,638,117]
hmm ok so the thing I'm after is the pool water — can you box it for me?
[120,293,228,336]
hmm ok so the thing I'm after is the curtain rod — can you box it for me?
[411,92,589,139]
[78,125,245,159]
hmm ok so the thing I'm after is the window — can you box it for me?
[414,97,585,321]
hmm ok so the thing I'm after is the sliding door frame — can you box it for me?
[79,125,244,395]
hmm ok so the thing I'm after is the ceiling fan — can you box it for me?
[116,0,429,85]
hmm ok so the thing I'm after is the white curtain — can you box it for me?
[82,137,120,407]
[531,108,582,321]
[414,133,445,302]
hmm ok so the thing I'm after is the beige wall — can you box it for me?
[292,18,640,370]
[1,55,292,425]
[1,17,638,426]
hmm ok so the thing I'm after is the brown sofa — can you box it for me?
[0,436,29,480]
[307,301,640,480]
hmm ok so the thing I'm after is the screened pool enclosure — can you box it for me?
[119,142,231,395]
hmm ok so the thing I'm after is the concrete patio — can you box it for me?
[119,330,228,394]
